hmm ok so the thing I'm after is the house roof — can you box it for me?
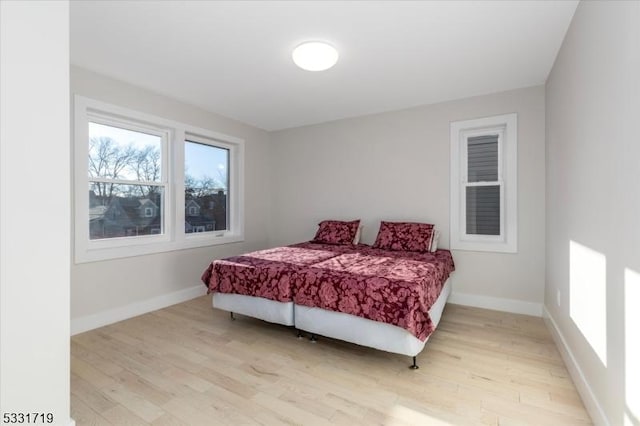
[91,196,161,229]
[89,205,108,221]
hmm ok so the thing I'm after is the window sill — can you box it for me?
[451,239,517,254]
[75,233,244,264]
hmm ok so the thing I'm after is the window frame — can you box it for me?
[181,133,238,241]
[74,95,244,263]
[450,113,517,253]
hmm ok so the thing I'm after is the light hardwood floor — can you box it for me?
[71,297,591,425]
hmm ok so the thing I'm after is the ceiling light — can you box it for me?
[292,41,339,71]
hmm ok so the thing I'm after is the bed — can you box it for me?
[202,244,345,326]
[201,221,455,368]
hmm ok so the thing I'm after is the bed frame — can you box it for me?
[213,293,294,326]
[212,277,451,369]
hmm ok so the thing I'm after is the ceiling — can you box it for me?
[71,1,578,131]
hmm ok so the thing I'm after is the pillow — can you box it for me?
[373,221,434,252]
[312,220,360,245]
[353,224,364,244]
[430,229,440,252]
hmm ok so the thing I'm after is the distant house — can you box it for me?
[89,205,108,222]
[89,194,161,239]
[184,198,215,233]
[183,190,228,233]
[89,190,227,238]
[137,198,160,220]
[185,199,200,218]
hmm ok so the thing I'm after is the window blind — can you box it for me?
[466,134,500,235]
[466,186,500,235]
[467,134,498,182]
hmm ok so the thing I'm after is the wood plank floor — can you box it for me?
[71,296,591,425]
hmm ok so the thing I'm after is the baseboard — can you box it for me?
[449,291,543,316]
[71,285,206,335]
[542,306,609,426]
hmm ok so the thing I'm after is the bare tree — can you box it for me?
[90,137,223,207]
[88,136,137,202]
[185,173,221,199]
[133,145,161,197]
[89,137,166,202]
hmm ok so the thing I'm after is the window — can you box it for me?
[87,121,165,240]
[184,139,229,234]
[450,113,517,253]
[74,96,244,262]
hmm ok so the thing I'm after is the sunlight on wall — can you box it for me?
[569,240,607,366]
[625,268,640,426]
[387,405,453,425]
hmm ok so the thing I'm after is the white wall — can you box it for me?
[545,1,639,425]
[269,86,546,313]
[0,2,73,424]
[70,67,272,330]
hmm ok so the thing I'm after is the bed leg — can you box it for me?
[230,312,235,321]
[409,356,419,370]
[296,329,303,339]
[310,334,317,343]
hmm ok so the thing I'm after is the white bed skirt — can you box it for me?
[212,293,294,326]
[294,278,451,357]
[211,278,451,357]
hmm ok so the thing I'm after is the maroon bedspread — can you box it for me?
[201,242,455,340]
[201,244,343,302]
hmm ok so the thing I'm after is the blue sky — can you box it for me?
[89,122,228,187]
[185,140,228,187]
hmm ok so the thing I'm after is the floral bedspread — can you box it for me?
[201,242,455,340]
[201,245,342,302]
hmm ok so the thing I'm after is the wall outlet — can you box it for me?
[556,289,561,307]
